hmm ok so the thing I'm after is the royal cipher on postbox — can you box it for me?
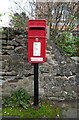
[28,19,46,63]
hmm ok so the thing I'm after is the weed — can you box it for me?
[3,88,31,109]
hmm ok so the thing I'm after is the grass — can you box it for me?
[1,88,66,118]
[2,102,64,118]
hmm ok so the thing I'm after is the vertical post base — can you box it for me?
[34,63,39,106]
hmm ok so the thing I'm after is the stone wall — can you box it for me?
[0,31,78,100]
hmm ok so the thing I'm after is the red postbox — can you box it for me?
[28,19,46,63]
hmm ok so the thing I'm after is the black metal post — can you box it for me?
[34,63,39,106]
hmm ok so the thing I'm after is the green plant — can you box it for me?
[3,88,31,109]
[57,32,78,56]
[10,12,29,31]
[0,13,2,22]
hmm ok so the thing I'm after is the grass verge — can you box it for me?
[2,103,65,118]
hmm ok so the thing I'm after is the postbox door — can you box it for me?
[28,38,46,63]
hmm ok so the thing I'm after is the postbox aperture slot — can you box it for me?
[30,27,45,30]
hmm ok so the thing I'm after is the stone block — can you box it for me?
[39,88,45,96]
[0,55,11,60]
[1,71,16,76]
[15,46,27,55]
[8,79,19,83]
[2,46,14,50]
[40,66,50,73]
[54,76,68,86]
[24,63,32,70]
[0,51,2,55]
[3,76,16,82]
[15,76,34,96]
[7,39,19,46]
[2,40,7,44]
